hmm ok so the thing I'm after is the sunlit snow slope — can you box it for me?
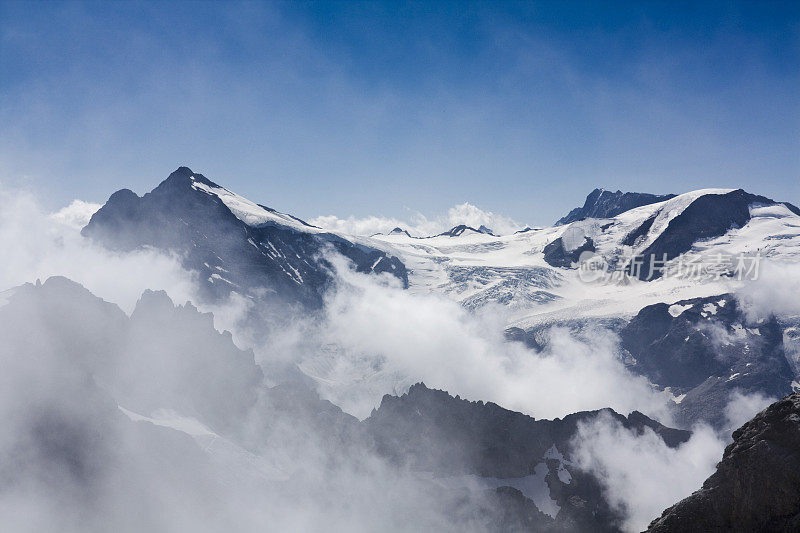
[370,189,800,328]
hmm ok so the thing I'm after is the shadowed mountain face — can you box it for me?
[0,277,267,532]
[620,293,794,429]
[366,384,689,475]
[83,167,407,309]
[505,291,797,431]
[631,189,800,280]
[556,189,676,226]
[365,383,690,532]
[0,277,264,435]
[542,236,596,268]
[648,393,800,532]
[436,224,494,237]
[553,188,800,280]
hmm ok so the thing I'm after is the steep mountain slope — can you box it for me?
[367,186,800,430]
[2,276,703,532]
[630,189,800,280]
[365,383,690,531]
[371,187,800,318]
[83,167,407,309]
[0,277,273,532]
[648,393,800,532]
[1,276,264,435]
[556,188,676,225]
[620,294,795,429]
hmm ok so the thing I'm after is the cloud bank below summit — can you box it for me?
[0,187,193,313]
[49,199,103,230]
[2,183,795,532]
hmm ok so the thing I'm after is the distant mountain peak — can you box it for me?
[556,188,676,225]
[83,167,409,309]
[160,166,196,186]
[437,224,494,237]
[156,166,218,192]
[172,165,194,177]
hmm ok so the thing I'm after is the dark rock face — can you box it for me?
[648,393,800,532]
[620,294,794,429]
[0,276,129,370]
[505,326,544,351]
[556,189,676,226]
[466,486,563,532]
[436,224,493,237]
[364,383,689,531]
[511,292,797,430]
[254,381,363,455]
[83,167,407,309]
[389,227,411,237]
[366,383,689,476]
[620,214,656,246]
[543,236,596,268]
[632,189,800,280]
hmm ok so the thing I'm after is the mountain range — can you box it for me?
[80,168,800,431]
[10,166,800,531]
[83,167,407,310]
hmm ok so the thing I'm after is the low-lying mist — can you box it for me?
[0,185,789,532]
[0,187,196,312]
[269,254,675,423]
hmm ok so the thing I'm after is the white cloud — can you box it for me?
[277,253,674,423]
[443,202,523,235]
[736,260,800,322]
[49,199,102,229]
[572,386,778,532]
[309,201,526,237]
[572,413,725,532]
[310,213,418,237]
[723,390,775,433]
[0,187,196,313]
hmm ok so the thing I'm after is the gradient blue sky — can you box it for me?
[1,1,798,225]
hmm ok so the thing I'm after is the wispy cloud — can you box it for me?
[310,201,525,236]
[0,186,195,312]
[49,199,102,230]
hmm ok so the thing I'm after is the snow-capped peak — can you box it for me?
[189,176,321,233]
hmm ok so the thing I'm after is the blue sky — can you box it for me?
[1,1,798,225]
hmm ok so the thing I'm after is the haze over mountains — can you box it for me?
[2,166,800,532]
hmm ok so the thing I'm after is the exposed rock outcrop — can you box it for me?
[556,189,676,226]
[648,393,800,532]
